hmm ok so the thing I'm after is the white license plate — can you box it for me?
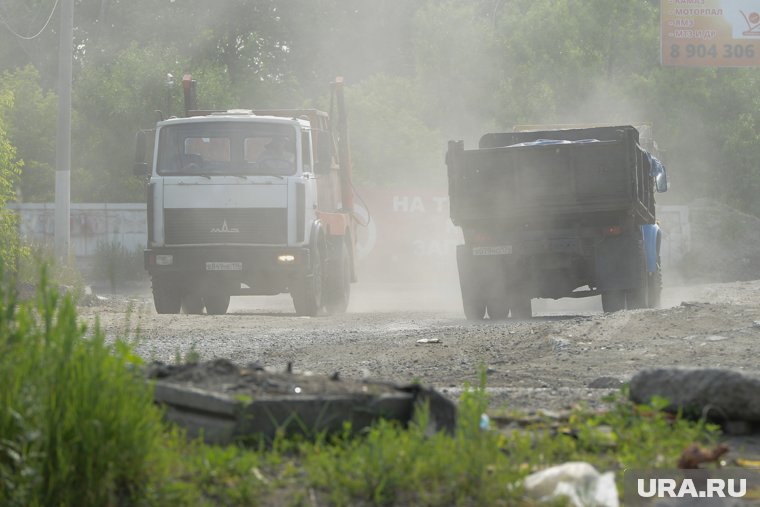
[206,262,242,271]
[472,245,512,256]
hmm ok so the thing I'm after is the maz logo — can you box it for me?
[210,220,240,233]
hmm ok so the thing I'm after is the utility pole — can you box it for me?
[55,0,73,258]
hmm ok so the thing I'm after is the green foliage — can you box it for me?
[15,244,86,300]
[413,1,501,139]
[0,268,167,506]
[186,443,267,505]
[0,66,56,202]
[0,278,719,506]
[92,240,145,292]
[2,0,760,215]
[71,42,240,202]
[346,75,443,186]
[571,390,720,471]
[300,379,522,506]
[0,90,24,274]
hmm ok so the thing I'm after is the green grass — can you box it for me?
[0,270,721,506]
[0,268,167,506]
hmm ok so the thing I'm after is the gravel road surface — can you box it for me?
[80,279,760,412]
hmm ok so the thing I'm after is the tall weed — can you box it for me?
[0,268,166,506]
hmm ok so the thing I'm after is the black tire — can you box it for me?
[292,239,325,317]
[463,295,487,320]
[485,275,508,319]
[324,240,351,315]
[152,277,181,314]
[626,241,648,310]
[601,290,626,313]
[204,290,230,315]
[181,292,204,314]
[510,297,532,319]
[457,245,489,321]
[486,299,508,320]
[647,260,662,309]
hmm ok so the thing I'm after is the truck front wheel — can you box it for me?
[647,257,662,309]
[324,240,351,315]
[152,277,181,314]
[291,241,326,317]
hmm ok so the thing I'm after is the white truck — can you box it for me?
[134,76,358,316]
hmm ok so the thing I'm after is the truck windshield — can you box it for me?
[156,122,297,176]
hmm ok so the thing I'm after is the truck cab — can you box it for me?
[136,100,356,316]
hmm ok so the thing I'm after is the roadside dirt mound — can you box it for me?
[676,198,760,283]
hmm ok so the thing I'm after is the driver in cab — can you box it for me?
[257,137,295,166]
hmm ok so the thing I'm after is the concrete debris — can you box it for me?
[150,359,457,444]
[630,368,760,423]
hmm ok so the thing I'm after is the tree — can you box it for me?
[70,43,238,202]
[345,74,442,186]
[0,65,57,202]
[0,90,24,272]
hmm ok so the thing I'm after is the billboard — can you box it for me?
[353,187,462,283]
[661,0,760,66]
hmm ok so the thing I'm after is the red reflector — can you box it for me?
[603,226,622,236]
[473,232,490,243]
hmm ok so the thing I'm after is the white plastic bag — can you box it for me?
[523,462,618,507]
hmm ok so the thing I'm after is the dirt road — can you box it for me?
[80,279,760,412]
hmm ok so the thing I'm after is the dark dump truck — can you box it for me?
[446,125,668,319]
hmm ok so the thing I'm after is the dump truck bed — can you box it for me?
[447,126,655,228]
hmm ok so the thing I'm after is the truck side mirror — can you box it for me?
[313,134,333,175]
[133,130,151,176]
[653,158,668,192]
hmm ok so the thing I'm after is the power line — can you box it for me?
[0,0,60,40]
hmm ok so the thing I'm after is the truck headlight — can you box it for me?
[277,254,296,263]
[155,254,174,266]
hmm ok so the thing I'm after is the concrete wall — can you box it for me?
[9,203,147,258]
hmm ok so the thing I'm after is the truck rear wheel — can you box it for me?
[601,291,625,312]
[324,240,351,315]
[626,242,649,310]
[181,292,204,315]
[463,295,487,320]
[510,297,532,319]
[291,241,325,317]
[486,298,508,320]
[152,277,181,314]
[204,289,231,315]
[457,245,486,320]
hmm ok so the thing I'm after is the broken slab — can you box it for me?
[149,359,456,444]
[629,368,760,423]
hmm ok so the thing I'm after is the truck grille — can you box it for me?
[164,208,287,245]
